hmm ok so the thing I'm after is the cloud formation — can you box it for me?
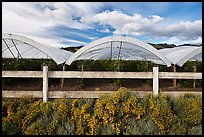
[93,10,202,43]
[2,2,202,47]
[2,2,103,47]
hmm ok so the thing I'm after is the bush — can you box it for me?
[2,88,202,135]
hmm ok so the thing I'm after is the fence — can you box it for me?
[2,66,202,102]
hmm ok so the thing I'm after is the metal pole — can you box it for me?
[153,67,159,96]
[43,66,48,102]
[3,39,16,59]
[110,41,113,60]
[118,41,122,60]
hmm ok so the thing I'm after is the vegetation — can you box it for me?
[2,58,202,88]
[2,87,202,135]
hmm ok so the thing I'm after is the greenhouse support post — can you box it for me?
[43,66,48,102]
[153,67,159,96]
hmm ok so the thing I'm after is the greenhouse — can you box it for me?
[2,33,73,65]
[65,35,172,67]
[2,33,202,67]
[159,46,202,66]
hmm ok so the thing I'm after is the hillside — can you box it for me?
[61,43,201,52]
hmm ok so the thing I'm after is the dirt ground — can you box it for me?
[2,78,202,92]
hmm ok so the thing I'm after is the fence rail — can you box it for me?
[159,72,202,79]
[2,90,201,99]
[2,66,202,102]
[2,71,202,79]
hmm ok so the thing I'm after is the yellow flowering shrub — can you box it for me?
[2,96,36,134]
[93,87,146,135]
[46,115,59,135]
[21,99,42,132]
[25,117,48,135]
[70,98,92,135]
[1,88,202,135]
[149,94,176,134]
[2,104,13,123]
[173,94,202,126]
[87,115,100,135]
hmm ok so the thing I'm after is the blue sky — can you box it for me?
[2,2,202,48]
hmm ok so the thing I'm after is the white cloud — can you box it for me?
[92,10,202,44]
[2,3,46,35]
[164,20,202,40]
[93,10,164,35]
[150,15,164,23]
[2,2,202,47]
[2,2,103,47]
[88,37,99,40]
[97,28,110,33]
[14,33,86,48]
[160,36,202,45]
[64,39,87,45]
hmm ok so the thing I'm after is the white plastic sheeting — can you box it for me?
[2,33,73,65]
[65,35,172,67]
[159,46,202,66]
[3,33,201,67]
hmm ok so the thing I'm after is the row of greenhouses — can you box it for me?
[2,33,202,67]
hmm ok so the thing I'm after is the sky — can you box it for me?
[2,2,202,48]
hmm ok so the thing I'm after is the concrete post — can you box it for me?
[43,66,48,102]
[153,67,159,96]
[61,65,65,88]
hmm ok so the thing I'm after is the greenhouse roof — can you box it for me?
[2,33,73,65]
[65,35,172,67]
[3,33,201,67]
[159,46,202,66]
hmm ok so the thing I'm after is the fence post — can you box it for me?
[61,65,65,88]
[173,64,176,88]
[193,65,197,88]
[153,67,159,96]
[43,66,48,102]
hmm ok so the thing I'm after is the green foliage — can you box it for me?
[145,79,153,86]
[79,78,85,89]
[114,78,125,86]
[123,118,159,135]
[3,58,202,72]
[2,122,18,135]
[176,61,202,88]
[56,120,75,135]
[172,94,202,126]
[3,58,202,88]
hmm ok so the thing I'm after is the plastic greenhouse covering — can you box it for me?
[3,33,202,67]
[65,35,172,67]
[159,46,202,67]
[2,33,73,65]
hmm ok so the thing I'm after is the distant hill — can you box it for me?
[176,44,202,47]
[61,46,83,53]
[148,43,176,49]
[61,43,201,52]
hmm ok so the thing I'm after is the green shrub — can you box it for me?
[114,78,125,86]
